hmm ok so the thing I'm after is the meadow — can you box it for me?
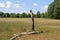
[0,18,60,40]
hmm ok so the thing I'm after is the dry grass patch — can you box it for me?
[0,18,60,40]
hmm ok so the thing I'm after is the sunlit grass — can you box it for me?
[0,18,60,40]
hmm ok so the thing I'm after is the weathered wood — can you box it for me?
[30,10,35,31]
[9,31,41,40]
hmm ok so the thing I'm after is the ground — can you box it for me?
[0,18,60,40]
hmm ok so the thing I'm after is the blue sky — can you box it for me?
[0,0,54,13]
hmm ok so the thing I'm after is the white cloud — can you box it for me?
[22,10,27,13]
[44,5,48,9]
[0,1,24,9]
[0,3,5,7]
[33,3,38,7]
[23,10,26,12]
[6,1,12,8]
[40,5,48,13]
[15,4,21,8]
[21,10,27,13]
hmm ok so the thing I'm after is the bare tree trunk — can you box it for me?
[30,10,35,31]
[32,15,34,31]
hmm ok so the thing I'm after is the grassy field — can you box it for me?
[0,18,60,40]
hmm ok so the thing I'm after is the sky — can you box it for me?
[0,0,54,13]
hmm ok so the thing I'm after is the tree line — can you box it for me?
[47,0,60,19]
[0,11,46,18]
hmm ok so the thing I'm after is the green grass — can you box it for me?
[0,18,60,40]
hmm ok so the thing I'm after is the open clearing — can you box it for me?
[0,18,60,40]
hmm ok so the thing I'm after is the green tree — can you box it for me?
[41,13,45,18]
[47,0,60,19]
[22,12,27,18]
[0,12,4,17]
[10,13,16,18]
[16,13,20,18]
[54,0,60,19]
[27,14,31,18]
[5,13,10,17]
[36,11,41,18]
[34,14,37,18]
[44,12,48,18]
[48,2,55,18]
